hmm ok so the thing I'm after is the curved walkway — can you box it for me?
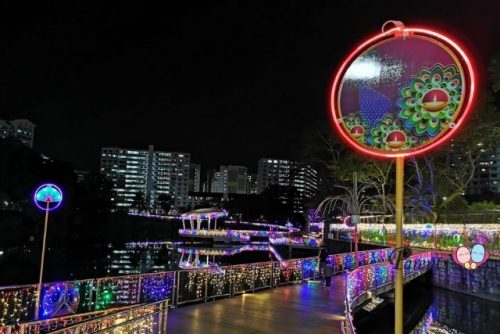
[167,274,348,334]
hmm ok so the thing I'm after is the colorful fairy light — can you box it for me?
[269,235,321,247]
[140,273,175,303]
[329,223,500,256]
[178,229,289,241]
[180,209,228,221]
[346,252,433,310]
[0,286,37,326]
[127,212,180,220]
[0,250,393,328]
[178,229,251,242]
[177,244,271,256]
[225,220,300,232]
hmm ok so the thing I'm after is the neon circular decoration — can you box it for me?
[330,23,476,158]
[34,183,63,211]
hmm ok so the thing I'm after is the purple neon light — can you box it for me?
[33,183,63,211]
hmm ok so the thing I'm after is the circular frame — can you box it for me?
[330,26,477,158]
[34,183,63,211]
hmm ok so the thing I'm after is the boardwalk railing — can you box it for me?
[16,300,169,334]
[329,223,500,257]
[343,252,433,334]
[0,248,392,331]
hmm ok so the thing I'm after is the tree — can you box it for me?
[301,125,395,219]
[131,192,148,212]
[260,184,295,223]
[157,194,173,214]
[316,172,377,219]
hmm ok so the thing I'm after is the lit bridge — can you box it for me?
[0,249,433,333]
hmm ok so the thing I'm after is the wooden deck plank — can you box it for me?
[167,274,347,334]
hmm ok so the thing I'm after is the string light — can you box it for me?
[346,252,432,310]
[330,223,499,256]
[1,250,393,328]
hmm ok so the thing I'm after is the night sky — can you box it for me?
[2,1,499,172]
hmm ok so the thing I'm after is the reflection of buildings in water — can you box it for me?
[107,242,180,275]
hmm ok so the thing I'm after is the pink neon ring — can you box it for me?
[329,26,477,158]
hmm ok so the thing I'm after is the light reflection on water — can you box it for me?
[107,242,304,275]
[412,288,500,334]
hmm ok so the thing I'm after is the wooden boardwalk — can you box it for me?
[167,274,347,334]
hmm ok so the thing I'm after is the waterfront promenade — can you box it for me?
[167,274,347,334]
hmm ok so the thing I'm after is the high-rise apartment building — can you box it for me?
[0,120,9,138]
[189,164,201,192]
[208,169,223,193]
[468,144,500,194]
[0,119,36,148]
[447,140,500,195]
[220,165,248,195]
[247,173,258,194]
[100,145,190,211]
[207,165,248,197]
[257,158,318,214]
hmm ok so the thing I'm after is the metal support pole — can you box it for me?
[35,201,50,320]
[395,156,404,334]
[175,271,181,306]
[354,225,358,269]
[136,274,142,303]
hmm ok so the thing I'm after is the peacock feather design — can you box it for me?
[343,113,369,143]
[398,64,462,137]
[368,114,419,151]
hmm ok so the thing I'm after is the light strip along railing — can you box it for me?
[35,300,169,334]
[329,223,500,257]
[327,248,392,274]
[178,229,290,240]
[0,248,392,331]
[343,252,433,334]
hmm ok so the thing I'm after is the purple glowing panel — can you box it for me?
[34,183,63,211]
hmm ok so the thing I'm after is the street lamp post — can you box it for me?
[33,184,63,320]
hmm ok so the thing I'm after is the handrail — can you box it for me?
[46,299,169,334]
[0,248,392,330]
[344,252,433,334]
[329,223,499,257]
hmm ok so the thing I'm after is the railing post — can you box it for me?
[175,271,181,306]
[228,265,233,297]
[94,278,100,312]
[136,274,142,304]
[252,265,256,293]
[270,261,274,288]
[204,269,208,303]
[161,299,168,333]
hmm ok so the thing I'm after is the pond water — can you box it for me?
[411,287,500,334]
[354,276,500,334]
[0,240,316,285]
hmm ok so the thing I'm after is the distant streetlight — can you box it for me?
[33,183,63,320]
